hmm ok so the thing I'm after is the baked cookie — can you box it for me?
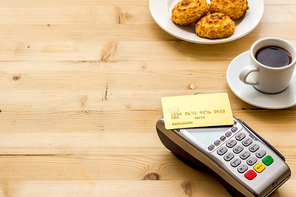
[195,13,235,39]
[210,0,249,20]
[172,0,210,25]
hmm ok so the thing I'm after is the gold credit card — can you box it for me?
[161,93,234,129]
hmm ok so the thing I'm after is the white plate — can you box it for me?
[149,0,264,44]
[226,51,296,109]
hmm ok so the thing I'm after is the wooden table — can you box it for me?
[0,0,295,196]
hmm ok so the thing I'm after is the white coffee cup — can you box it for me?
[239,37,296,94]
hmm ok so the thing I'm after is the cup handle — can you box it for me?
[239,65,259,85]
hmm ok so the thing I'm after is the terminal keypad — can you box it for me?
[215,130,274,180]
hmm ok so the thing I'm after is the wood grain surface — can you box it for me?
[0,0,296,196]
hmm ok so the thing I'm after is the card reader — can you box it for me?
[156,117,291,197]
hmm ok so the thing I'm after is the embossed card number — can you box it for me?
[161,93,234,129]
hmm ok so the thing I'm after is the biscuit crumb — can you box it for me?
[181,0,190,6]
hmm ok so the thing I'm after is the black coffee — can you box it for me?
[255,46,292,68]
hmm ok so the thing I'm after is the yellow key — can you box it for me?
[254,163,265,173]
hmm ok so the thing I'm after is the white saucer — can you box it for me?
[149,0,264,44]
[226,51,296,109]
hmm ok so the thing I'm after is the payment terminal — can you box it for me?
[156,117,291,197]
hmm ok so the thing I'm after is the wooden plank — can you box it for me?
[0,180,234,197]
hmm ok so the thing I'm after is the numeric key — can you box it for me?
[240,151,250,160]
[242,138,253,147]
[226,139,237,148]
[217,147,228,156]
[233,145,244,154]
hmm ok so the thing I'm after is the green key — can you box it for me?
[262,155,274,166]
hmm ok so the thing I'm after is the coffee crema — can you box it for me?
[255,46,292,68]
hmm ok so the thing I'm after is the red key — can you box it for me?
[244,170,257,180]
